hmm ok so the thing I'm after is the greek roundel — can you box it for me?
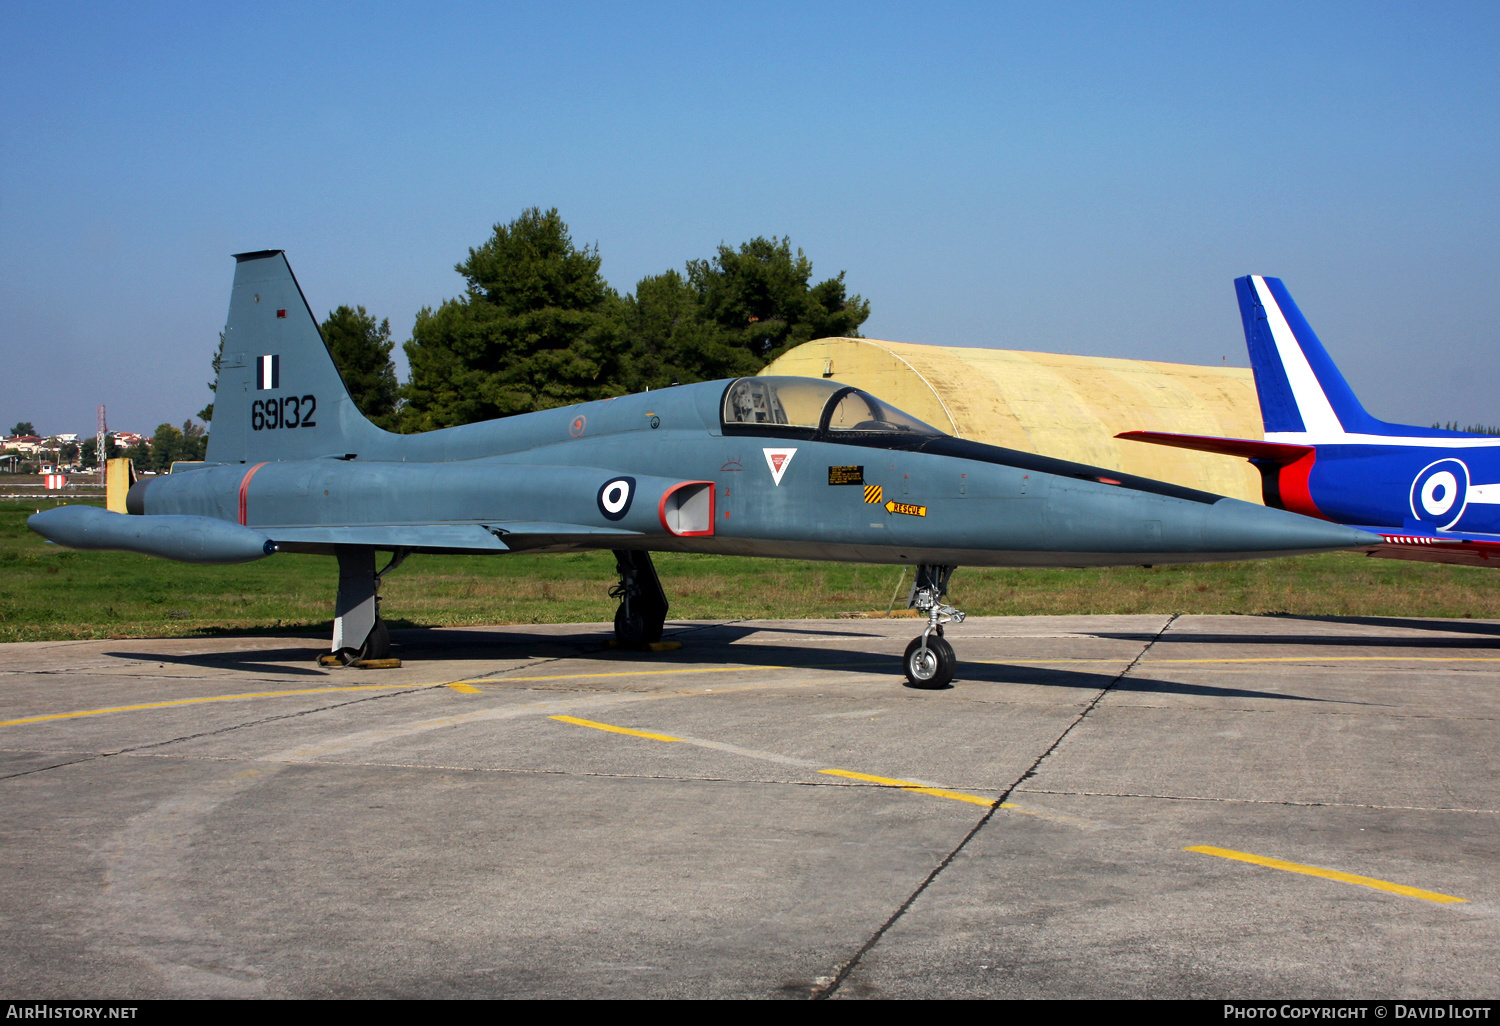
[597,477,635,520]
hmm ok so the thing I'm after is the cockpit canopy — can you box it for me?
[721,377,945,441]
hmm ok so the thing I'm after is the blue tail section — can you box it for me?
[1236,275,1464,439]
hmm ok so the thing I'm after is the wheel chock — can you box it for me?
[318,654,402,669]
[606,640,682,652]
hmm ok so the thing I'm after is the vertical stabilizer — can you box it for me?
[1235,275,1388,438]
[205,251,387,464]
[1236,276,1470,440]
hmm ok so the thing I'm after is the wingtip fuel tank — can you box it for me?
[29,505,276,565]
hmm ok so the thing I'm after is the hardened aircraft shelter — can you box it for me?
[762,337,1264,503]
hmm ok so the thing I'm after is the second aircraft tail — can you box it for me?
[1236,275,1466,442]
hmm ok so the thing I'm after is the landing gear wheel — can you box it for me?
[614,604,666,646]
[640,609,665,644]
[904,634,956,689]
[614,604,646,647]
[360,618,391,660]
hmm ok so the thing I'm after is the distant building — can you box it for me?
[3,435,43,455]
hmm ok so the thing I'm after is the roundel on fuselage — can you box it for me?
[597,477,635,521]
[1410,458,1470,530]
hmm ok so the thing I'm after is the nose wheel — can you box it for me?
[904,632,956,688]
[902,564,965,689]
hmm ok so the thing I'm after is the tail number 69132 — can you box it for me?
[252,395,317,431]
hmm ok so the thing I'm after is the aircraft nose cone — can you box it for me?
[1201,498,1381,555]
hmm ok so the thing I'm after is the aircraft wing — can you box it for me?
[1115,430,1313,464]
[267,521,644,555]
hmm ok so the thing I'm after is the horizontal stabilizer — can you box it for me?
[1341,522,1500,568]
[1116,431,1314,464]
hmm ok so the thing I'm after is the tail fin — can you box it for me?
[205,251,387,464]
[1236,275,1387,438]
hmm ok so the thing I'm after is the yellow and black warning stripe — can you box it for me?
[864,484,883,504]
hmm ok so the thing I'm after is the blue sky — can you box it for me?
[3,1,1498,437]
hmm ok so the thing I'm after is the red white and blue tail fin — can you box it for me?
[1235,276,1459,442]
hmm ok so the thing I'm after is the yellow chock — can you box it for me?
[606,639,682,652]
[351,658,402,669]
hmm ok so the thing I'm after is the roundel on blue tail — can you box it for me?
[1410,459,1470,530]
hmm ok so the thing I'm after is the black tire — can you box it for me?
[904,635,956,689]
[614,604,647,646]
[615,601,666,646]
[360,618,392,660]
[641,604,666,644]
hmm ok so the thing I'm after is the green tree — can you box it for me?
[147,423,184,472]
[621,270,763,390]
[622,236,870,391]
[122,438,151,470]
[688,236,869,362]
[321,306,400,429]
[199,332,225,423]
[10,422,35,437]
[178,420,207,462]
[400,208,628,431]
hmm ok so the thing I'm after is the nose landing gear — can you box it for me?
[902,564,965,689]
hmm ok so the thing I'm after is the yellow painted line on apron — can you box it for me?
[453,660,891,686]
[549,714,682,743]
[1186,845,1466,904]
[0,683,427,727]
[547,714,1016,811]
[819,768,1008,808]
[446,682,482,694]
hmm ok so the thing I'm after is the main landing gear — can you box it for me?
[611,549,669,646]
[325,545,409,665]
[902,564,966,689]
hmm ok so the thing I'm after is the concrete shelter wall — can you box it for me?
[761,337,1264,503]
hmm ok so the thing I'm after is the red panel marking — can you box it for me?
[276,309,286,318]
[658,480,716,537]
[238,462,268,525]
[1275,450,1327,520]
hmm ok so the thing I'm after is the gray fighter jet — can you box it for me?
[31,252,1379,687]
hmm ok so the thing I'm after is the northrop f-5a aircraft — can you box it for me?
[1121,276,1500,569]
[31,253,1377,687]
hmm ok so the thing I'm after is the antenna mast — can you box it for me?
[96,405,107,486]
